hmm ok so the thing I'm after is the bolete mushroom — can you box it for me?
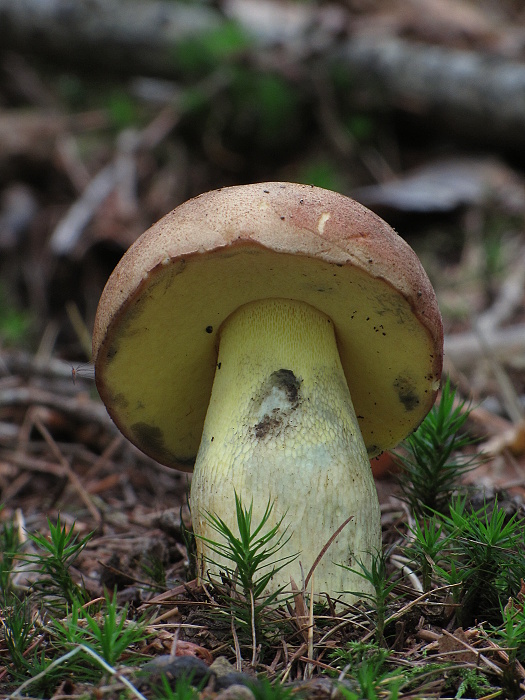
[93,182,443,601]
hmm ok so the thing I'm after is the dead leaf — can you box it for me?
[289,577,309,643]
[175,640,214,664]
[504,579,525,615]
[438,627,478,664]
[484,419,525,457]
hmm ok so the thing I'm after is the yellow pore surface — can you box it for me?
[98,245,440,468]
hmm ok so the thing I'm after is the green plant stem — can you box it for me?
[8,644,148,700]
[396,378,481,515]
[197,492,296,647]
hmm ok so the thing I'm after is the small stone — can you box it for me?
[209,656,260,691]
[215,683,256,700]
[216,672,258,691]
[210,656,236,677]
[140,654,213,688]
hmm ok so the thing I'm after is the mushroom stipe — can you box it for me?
[93,182,443,602]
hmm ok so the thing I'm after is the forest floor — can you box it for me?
[1,0,525,697]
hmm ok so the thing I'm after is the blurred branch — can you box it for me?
[445,247,525,371]
[445,324,525,370]
[0,111,107,161]
[48,69,230,256]
[339,36,525,148]
[49,129,143,256]
[2,0,525,146]
[0,0,221,78]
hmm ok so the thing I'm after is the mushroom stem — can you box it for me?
[190,297,381,602]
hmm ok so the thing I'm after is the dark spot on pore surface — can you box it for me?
[106,343,118,361]
[111,392,129,409]
[205,326,213,334]
[393,375,420,411]
[131,422,166,455]
[130,423,191,468]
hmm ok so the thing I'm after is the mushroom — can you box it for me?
[93,182,443,601]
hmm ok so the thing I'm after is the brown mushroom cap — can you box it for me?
[93,182,443,470]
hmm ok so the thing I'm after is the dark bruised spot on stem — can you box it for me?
[254,415,282,438]
[253,369,303,439]
[271,369,301,405]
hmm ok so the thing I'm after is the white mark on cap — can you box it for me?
[317,212,331,235]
